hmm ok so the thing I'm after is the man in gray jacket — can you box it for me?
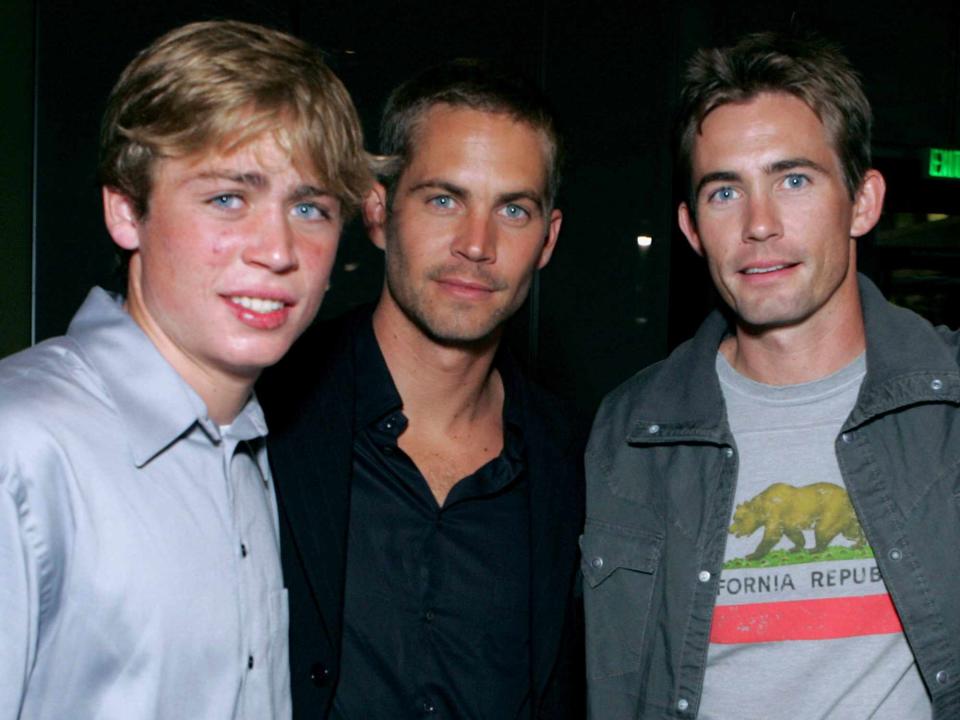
[584,32,959,719]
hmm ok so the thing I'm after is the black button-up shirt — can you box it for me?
[331,319,532,720]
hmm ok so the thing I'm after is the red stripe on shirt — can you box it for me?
[710,594,903,644]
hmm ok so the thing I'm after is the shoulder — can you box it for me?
[257,308,366,424]
[590,350,681,442]
[509,369,589,458]
[0,336,110,434]
[0,340,97,574]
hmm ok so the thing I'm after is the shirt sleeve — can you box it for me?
[0,473,42,719]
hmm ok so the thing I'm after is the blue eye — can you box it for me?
[293,202,329,220]
[210,193,242,209]
[783,174,810,189]
[707,186,739,204]
[503,203,529,219]
[429,195,454,209]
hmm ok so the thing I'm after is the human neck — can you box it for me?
[371,302,503,432]
[123,302,254,426]
[722,292,866,387]
[188,371,254,426]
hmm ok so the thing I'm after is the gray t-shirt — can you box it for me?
[699,352,930,720]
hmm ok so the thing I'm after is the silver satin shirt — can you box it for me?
[0,288,291,720]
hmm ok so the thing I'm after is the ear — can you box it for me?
[535,208,563,270]
[849,169,886,238]
[102,186,142,251]
[678,202,704,257]
[362,181,389,251]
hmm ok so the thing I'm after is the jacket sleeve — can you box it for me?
[0,471,41,719]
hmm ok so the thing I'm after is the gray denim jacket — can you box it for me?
[583,276,960,719]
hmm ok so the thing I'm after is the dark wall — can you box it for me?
[0,1,34,358]
[19,0,960,415]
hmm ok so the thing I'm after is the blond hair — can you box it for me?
[99,20,371,217]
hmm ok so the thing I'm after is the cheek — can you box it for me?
[302,240,339,281]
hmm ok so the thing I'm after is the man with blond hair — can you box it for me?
[0,20,369,720]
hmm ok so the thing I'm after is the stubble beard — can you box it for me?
[383,224,522,349]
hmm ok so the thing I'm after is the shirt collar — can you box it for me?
[353,310,525,457]
[68,287,266,467]
[353,312,403,431]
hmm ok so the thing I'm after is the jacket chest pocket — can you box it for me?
[581,520,662,679]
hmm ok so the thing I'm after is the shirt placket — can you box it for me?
[228,437,284,720]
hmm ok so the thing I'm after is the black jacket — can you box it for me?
[259,309,586,719]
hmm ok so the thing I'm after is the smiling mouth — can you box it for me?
[439,279,494,291]
[742,264,794,275]
[230,296,286,314]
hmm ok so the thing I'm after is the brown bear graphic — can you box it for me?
[729,482,865,561]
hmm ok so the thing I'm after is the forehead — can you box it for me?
[692,92,837,175]
[157,129,321,185]
[404,105,549,186]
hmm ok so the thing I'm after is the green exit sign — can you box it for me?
[928,148,960,179]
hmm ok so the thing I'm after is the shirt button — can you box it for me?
[889,548,903,561]
[931,378,944,391]
[698,570,711,583]
[677,697,689,712]
[648,424,660,434]
[591,556,604,570]
[240,543,248,558]
[936,670,949,684]
[310,662,331,687]
[247,655,254,670]
[425,609,435,621]
[422,701,436,713]
[724,447,734,458]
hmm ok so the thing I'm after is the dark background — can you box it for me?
[3,0,959,416]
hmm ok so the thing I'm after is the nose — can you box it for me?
[451,212,497,263]
[744,192,782,243]
[242,212,298,273]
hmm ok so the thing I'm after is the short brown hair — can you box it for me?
[98,20,371,218]
[378,58,563,211]
[677,32,872,207]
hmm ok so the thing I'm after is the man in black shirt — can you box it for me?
[260,60,585,719]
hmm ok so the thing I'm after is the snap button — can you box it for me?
[841,432,851,443]
[677,697,689,711]
[936,670,949,684]
[888,548,902,561]
[698,570,711,583]
[931,378,944,391]
[591,556,604,569]
[724,447,734,458]
[648,424,660,434]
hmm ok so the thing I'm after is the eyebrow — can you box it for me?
[408,179,546,214]
[694,157,831,199]
[289,184,335,202]
[189,171,333,201]
[192,170,269,188]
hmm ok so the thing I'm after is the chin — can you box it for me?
[418,315,501,347]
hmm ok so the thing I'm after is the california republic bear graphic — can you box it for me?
[729,482,865,561]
